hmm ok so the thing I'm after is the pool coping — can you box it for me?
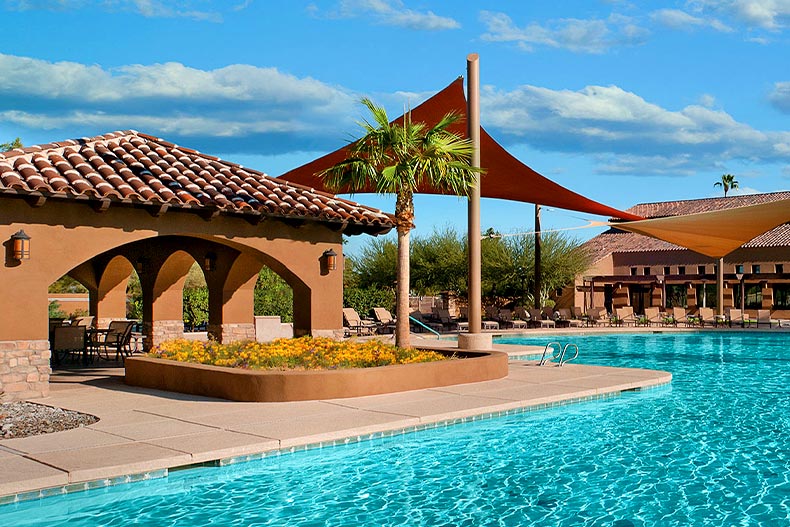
[0,345,671,504]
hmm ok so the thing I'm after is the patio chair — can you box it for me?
[73,315,95,328]
[371,307,396,334]
[757,309,778,328]
[556,308,584,328]
[89,320,135,362]
[51,325,88,366]
[726,308,743,328]
[342,308,378,336]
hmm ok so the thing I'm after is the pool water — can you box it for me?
[2,332,788,526]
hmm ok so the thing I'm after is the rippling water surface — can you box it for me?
[2,332,788,526]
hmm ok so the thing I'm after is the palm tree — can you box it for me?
[714,173,739,197]
[320,98,479,348]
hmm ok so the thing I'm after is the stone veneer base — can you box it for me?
[125,348,509,402]
[0,340,51,402]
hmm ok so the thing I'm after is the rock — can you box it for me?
[0,402,98,440]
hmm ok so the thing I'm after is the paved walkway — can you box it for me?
[0,342,671,500]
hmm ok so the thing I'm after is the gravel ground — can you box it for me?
[0,402,98,440]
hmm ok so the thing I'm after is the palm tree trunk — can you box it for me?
[394,190,414,348]
[395,226,410,348]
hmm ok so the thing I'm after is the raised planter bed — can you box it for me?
[124,348,508,402]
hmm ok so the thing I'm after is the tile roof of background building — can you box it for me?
[0,130,394,234]
[585,192,790,262]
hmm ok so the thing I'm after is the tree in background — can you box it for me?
[346,226,590,310]
[321,98,479,348]
[411,226,467,296]
[714,174,739,197]
[0,138,22,151]
[254,267,293,323]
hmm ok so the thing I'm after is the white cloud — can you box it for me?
[332,0,460,30]
[0,53,359,153]
[1,52,787,178]
[650,8,732,31]
[479,11,649,54]
[689,0,790,30]
[769,81,790,113]
[480,83,790,175]
[5,0,228,21]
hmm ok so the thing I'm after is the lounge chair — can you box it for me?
[433,308,460,331]
[639,307,663,326]
[584,307,609,327]
[672,307,695,327]
[726,308,743,328]
[557,308,584,328]
[371,307,396,334]
[498,309,528,329]
[528,308,555,328]
[410,311,444,333]
[757,309,778,328]
[698,307,717,327]
[342,308,378,336]
[615,306,638,326]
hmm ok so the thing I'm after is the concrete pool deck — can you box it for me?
[0,339,671,501]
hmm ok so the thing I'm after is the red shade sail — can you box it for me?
[278,77,642,221]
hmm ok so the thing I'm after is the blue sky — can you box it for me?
[1,0,788,255]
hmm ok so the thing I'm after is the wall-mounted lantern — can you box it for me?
[322,249,337,272]
[11,230,30,261]
[204,252,217,272]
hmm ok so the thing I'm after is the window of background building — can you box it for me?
[697,265,706,275]
[752,265,761,273]
[776,264,784,274]
[774,285,790,309]
[630,267,637,276]
[665,285,687,308]
[696,284,717,309]
[643,267,650,275]
[663,266,671,275]
[735,264,744,274]
[734,284,763,309]
[678,266,686,275]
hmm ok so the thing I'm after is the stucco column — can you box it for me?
[459,52,491,351]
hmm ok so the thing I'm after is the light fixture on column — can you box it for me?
[322,249,337,271]
[204,252,217,272]
[11,230,30,261]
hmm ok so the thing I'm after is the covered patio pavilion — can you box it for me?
[0,131,394,401]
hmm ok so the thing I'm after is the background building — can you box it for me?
[574,192,790,318]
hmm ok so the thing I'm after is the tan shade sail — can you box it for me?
[615,198,790,258]
[278,78,642,221]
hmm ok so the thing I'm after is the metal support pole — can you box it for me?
[534,204,542,309]
[467,54,481,335]
[717,257,725,315]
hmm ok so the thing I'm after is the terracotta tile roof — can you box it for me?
[586,192,790,262]
[624,191,790,218]
[0,130,394,234]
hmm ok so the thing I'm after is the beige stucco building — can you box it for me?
[574,192,790,318]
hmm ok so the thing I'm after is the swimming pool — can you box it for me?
[1,332,788,526]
